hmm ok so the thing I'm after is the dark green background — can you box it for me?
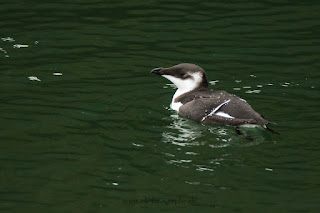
[1,0,319,212]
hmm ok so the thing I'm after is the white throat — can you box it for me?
[162,72,202,112]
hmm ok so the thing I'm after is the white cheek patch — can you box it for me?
[162,72,202,92]
[162,75,197,92]
[163,72,203,113]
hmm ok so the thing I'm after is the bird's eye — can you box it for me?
[180,73,187,77]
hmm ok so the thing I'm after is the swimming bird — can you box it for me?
[151,63,279,138]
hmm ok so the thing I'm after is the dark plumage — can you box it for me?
[151,63,279,136]
[177,89,269,126]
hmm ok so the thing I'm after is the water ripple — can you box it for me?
[1,0,319,211]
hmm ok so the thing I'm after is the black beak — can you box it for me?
[150,67,164,75]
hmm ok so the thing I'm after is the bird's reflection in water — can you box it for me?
[162,114,237,147]
[161,113,268,173]
[162,114,205,147]
[161,114,229,173]
[161,113,267,153]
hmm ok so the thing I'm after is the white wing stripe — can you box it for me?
[201,99,231,121]
[216,112,234,119]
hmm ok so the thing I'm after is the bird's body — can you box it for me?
[175,88,269,126]
[151,63,278,136]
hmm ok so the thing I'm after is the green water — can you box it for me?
[1,0,320,212]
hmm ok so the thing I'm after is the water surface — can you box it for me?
[1,0,320,212]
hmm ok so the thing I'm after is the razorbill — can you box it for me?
[151,63,279,136]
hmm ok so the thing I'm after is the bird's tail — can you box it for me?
[265,126,280,135]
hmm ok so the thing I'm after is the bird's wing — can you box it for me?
[178,94,268,126]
